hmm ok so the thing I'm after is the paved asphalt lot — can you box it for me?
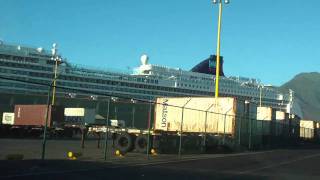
[1,139,320,179]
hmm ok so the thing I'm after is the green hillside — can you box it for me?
[280,72,320,120]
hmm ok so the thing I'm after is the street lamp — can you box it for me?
[211,0,229,99]
[51,43,62,105]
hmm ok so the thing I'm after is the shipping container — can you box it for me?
[275,111,288,136]
[2,112,14,125]
[256,107,276,136]
[64,108,96,125]
[276,111,285,121]
[14,105,64,127]
[154,97,257,136]
[300,120,315,139]
[257,107,274,121]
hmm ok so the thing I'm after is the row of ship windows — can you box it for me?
[177,83,210,90]
[179,78,214,85]
[0,71,270,98]
[0,81,280,104]
[177,82,269,98]
[0,54,41,63]
[0,80,210,98]
[0,62,161,86]
[0,67,161,91]
[0,54,56,66]
[57,81,210,96]
[0,61,53,72]
[0,67,274,99]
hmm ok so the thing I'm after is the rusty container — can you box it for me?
[14,105,64,127]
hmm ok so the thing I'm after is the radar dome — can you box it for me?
[140,54,149,65]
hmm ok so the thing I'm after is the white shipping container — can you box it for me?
[64,108,96,125]
[256,107,277,135]
[257,107,273,121]
[300,120,315,139]
[2,112,14,125]
[64,108,85,117]
[276,111,285,121]
[154,97,252,135]
[300,120,315,129]
[300,128,314,139]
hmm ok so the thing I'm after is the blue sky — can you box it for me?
[0,0,319,86]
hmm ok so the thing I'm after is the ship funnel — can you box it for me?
[140,54,149,65]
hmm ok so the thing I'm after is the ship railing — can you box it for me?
[0,43,51,56]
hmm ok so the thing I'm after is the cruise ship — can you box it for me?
[0,41,303,119]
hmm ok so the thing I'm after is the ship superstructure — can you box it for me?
[0,42,302,117]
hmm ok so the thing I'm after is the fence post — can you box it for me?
[249,118,252,150]
[223,108,233,145]
[178,99,191,158]
[41,83,52,160]
[132,106,135,128]
[222,114,226,145]
[178,107,185,158]
[104,97,110,161]
[131,99,136,128]
[238,115,241,145]
[203,111,208,148]
[203,104,214,150]
[146,99,152,160]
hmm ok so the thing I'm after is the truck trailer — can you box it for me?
[105,97,259,154]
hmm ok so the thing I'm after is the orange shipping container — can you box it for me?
[14,105,64,127]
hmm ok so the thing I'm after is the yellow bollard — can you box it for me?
[115,150,124,157]
[67,151,82,160]
[67,152,73,158]
[151,148,157,156]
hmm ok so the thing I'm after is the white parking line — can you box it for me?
[237,153,320,175]
[110,150,277,167]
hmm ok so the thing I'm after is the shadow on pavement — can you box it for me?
[0,159,268,180]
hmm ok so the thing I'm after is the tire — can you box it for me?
[114,133,135,153]
[135,135,152,153]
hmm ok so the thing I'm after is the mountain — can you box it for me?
[279,72,320,121]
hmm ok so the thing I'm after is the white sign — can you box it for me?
[2,112,14,125]
[64,108,85,117]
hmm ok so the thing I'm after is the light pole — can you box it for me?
[212,0,229,99]
[51,43,62,105]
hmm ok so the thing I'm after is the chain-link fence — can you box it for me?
[0,76,319,162]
